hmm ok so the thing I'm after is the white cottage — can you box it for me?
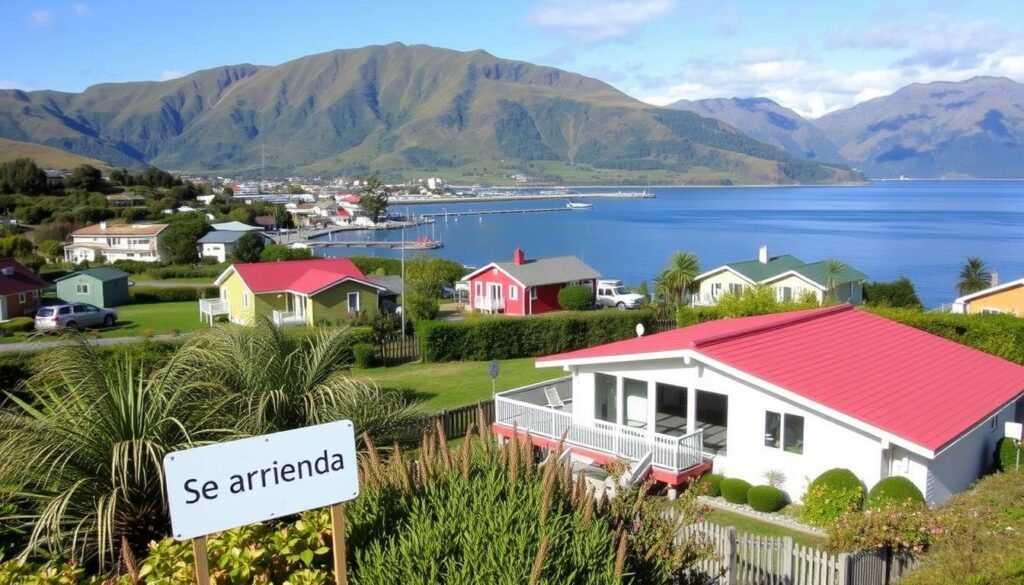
[493,305,1024,505]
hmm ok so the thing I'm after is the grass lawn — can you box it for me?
[353,358,560,413]
[706,508,825,548]
[1,301,203,343]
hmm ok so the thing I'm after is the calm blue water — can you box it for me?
[315,181,1024,309]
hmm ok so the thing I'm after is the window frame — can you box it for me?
[509,285,518,301]
[764,410,804,455]
[530,287,538,300]
[76,283,90,294]
[347,291,360,313]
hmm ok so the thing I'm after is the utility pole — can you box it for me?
[400,225,406,336]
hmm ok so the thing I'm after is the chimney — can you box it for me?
[758,245,768,264]
[990,271,999,287]
[513,248,526,265]
[100,221,107,231]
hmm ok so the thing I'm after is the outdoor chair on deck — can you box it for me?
[544,386,572,410]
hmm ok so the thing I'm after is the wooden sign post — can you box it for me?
[163,421,360,585]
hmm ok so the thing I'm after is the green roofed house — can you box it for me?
[692,245,867,306]
[54,267,131,308]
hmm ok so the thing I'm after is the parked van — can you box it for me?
[595,280,646,309]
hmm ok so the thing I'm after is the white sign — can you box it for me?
[164,420,359,540]
[1006,422,1023,440]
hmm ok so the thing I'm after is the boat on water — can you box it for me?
[566,200,594,210]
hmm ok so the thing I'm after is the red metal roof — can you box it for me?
[232,258,371,295]
[0,257,49,296]
[538,305,1024,452]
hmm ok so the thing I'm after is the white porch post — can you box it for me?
[615,376,625,455]
[647,380,658,441]
[686,386,697,435]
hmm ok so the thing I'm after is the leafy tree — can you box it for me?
[259,244,312,262]
[227,205,256,224]
[823,258,846,302]
[863,277,922,309]
[36,239,64,261]
[221,185,233,197]
[957,257,992,295]
[403,256,463,321]
[655,251,700,306]
[635,280,650,300]
[231,232,265,263]
[558,284,593,310]
[174,319,424,438]
[64,165,105,192]
[108,168,129,186]
[0,158,47,195]
[287,183,305,194]
[359,174,389,224]
[158,214,210,264]
[0,342,225,570]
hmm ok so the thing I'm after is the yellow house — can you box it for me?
[200,258,394,326]
[692,246,867,306]
[952,277,1024,316]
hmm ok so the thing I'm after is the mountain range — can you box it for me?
[0,43,855,185]
[669,76,1024,179]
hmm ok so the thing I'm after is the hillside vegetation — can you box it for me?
[0,138,113,170]
[0,43,858,185]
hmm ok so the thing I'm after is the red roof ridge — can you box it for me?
[693,304,854,348]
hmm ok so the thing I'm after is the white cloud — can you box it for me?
[159,70,185,81]
[28,9,54,27]
[525,0,675,43]
[72,3,90,16]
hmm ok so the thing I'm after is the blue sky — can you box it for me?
[3,0,1023,117]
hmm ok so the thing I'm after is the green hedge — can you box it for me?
[799,468,864,527]
[130,286,218,303]
[146,264,226,279]
[867,476,925,508]
[0,316,34,335]
[747,485,788,512]
[558,285,593,310]
[353,343,378,369]
[350,256,403,275]
[995,437,1022,472]
[418,309,656,362]
[720,478,752,504]
[696,473,724,497]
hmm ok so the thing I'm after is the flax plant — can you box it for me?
[171,318,425,441]
[0,342,225,571]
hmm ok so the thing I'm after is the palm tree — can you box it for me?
[656,251,700,306]
[823,258,847,303]
[173,318,425,440]
[0,342,223,570]
[957,257,992,295]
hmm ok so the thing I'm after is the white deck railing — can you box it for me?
[494,395,704,473]
[474,296,505,313]
[272,310,307,326]
[199,298,230,315]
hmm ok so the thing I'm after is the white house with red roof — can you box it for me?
[0,258,49,321]
[461,248,601,315]
[493,305,1024,504]
[201,258,396,326]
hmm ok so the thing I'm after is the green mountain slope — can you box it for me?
[0,43,856,184]
[0,137,113,169]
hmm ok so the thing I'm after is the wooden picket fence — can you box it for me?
[378,334,420,366]
[678,520,914,585]
[426,400,495,439]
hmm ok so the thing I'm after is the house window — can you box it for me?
[347,292,360,312]
[18,293,26,303]
[777,286,794,302]
[981,308,1002,315]
[595,373,618,424]
[728,283,744,295]
[509,286,518,301]
[242,293,250,309]
[76,283,89,294]
[530,287,538,300]
[712,282,723,297]
[764,411,804,454]
[475,282,483,297]
[989,416,998,432]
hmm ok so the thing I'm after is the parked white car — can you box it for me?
[595,280,646,309]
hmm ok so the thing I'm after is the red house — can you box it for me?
[0,258,49,321]
[461,249,600,316]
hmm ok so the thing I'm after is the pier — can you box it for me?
[390,190,654,205]
[420,207,572,218]
[296,240,443,250]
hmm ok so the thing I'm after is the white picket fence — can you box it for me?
[677,519,914,585]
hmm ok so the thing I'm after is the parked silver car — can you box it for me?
[35,303,117,331]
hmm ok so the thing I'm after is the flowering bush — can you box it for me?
[826,500,941,558]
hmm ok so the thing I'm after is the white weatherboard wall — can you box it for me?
[565,357,892,502]
[927,401,1016,505]
[765,274,822,302]
[697,271,749,300]
[202,243,228,263]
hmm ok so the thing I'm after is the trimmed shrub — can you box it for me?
[799,468,864,527]
[696,473,724,497]
[867,476,925,508]
[995,437,1022,472]
[747,485,788,513]
[676,305,722,327]
[353,343,378,369]
[0,316,33,335]
[720,478,752,505]
[558,284,593,311]
[130,286,218,303]
[418,309,657,362]
[147,264,226,280]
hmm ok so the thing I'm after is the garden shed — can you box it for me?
[55,267,130,307]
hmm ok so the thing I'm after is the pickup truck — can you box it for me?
[595,280,646,309]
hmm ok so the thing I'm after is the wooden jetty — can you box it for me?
[294,239,443,250]
[420,207,572,218]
